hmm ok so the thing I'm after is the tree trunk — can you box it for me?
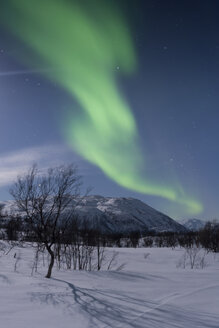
[45,245,55,278]
[97,239,100,271]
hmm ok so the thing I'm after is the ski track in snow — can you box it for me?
[111,284,219,328]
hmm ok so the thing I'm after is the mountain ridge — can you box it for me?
[179,218,206,231]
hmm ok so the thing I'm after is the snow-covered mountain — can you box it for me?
[0,196,187,234]
[68,195,186,234]
[179,218,206,231]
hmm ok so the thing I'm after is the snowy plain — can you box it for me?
[0,244,219,328]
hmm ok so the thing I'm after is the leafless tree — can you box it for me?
[10,164,82,278]
[177,245,208,269]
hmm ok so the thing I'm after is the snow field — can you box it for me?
[0,245,219,328]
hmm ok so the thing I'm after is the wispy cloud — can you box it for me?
[0,144,86,187]
[0,68,52,78]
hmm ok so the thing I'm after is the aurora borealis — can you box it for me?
[1,0,203,215]
[1,0,219,219]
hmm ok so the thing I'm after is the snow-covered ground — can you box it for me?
[0,245,219,328]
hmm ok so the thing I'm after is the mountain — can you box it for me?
[69,195,186,234]
[179,218,206,231]
[0,196,187,234]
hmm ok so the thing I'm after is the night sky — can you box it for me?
[0,0,218,220]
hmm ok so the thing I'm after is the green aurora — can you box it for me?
[2,0,203,215]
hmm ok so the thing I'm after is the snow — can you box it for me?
[0,245,219,328]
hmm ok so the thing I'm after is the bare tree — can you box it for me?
[10,164,82,278]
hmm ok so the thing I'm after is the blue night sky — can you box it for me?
[0,0,218,220]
